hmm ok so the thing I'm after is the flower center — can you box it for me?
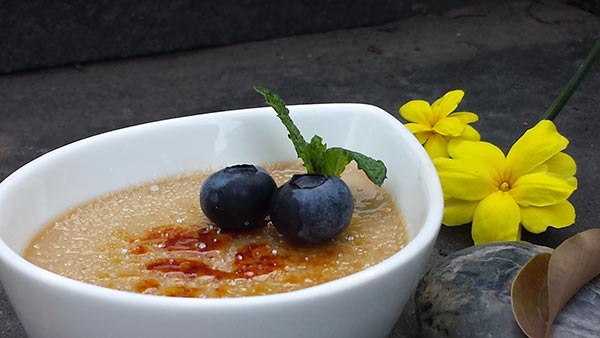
[499,181,510,192]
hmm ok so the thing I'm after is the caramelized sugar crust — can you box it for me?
[24,163,407,298]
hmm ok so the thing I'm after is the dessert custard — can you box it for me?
[24,162,407,298]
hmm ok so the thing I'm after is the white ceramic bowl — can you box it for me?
[0,103,442,338]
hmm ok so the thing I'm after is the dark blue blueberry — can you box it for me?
[200,164,276,231]
[269,174,354,244]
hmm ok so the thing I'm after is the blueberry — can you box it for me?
[269,174,354,244]
[200,164,277,231]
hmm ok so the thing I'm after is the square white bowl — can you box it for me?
[0,103,443,338]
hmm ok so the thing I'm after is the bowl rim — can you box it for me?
[0,103,443,307]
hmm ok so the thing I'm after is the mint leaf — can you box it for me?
[304,135,327,174]
[332,148,387,186]
[323,148,351,178]
[255,86,309,162]
[255,87,387,186]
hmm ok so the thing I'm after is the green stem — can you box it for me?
[541,38,600,121]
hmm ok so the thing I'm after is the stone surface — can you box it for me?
[0,285,26,338]
[5,0,583,74]
[416,242,548,337]
[1,0,493,74]
[1,0,600,337]
[416,242,600,337]
[554,275,600,337]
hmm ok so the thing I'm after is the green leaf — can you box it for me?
[255,86,387,186]
[304,135,328,174]
[255,86,309,162]
[333,148,387,186]
[323,148,352,178]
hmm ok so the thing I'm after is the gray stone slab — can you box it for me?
[0,285,27,338]
[1,0,484,74]
[1,1,600,337]
[3,0,558,74]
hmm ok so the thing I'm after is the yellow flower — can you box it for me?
[399,90,480,158]
[433,120,577,244]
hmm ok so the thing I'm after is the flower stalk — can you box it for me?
[541,38,600,121]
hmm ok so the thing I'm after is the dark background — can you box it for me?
[1,0,599,337]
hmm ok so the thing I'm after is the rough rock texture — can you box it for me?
[416,242,600,337]
[0,286,24,338]
[0,0,486,74]
[6,0,587,74]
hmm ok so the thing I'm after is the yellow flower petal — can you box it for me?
[405,122,432,134]
[545,152,577,177]
[520,201,575,234]
[413,132,431,144]
[399,100,433,125]
[424,133,449,158]
[447,140,505,172]
[450,111,479,124]
[433,117,465,137]
[530,163,549,173]
[460,125,481,141]
[431,90,464,119]
[472,191,521,244]
[443,198,479,226]
[506,120,568,179]
[434,158,497,200]
[511,172,577,207]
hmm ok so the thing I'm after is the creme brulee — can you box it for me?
[24,162,407,298]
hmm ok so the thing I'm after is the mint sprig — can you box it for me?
[255,87,387,186]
